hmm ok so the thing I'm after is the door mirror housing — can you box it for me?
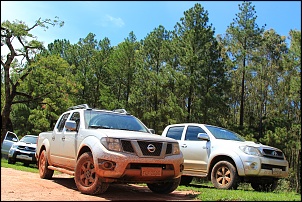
[65,121,77,131]
[197,133,210,141]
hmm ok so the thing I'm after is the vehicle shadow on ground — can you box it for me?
[186,183,215,189]
[51,177,199,201]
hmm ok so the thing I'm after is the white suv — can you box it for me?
[162,123,289,192]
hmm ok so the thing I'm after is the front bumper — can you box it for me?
[93,148,184,183]
[8,149,37,163]
[240,155,288,178]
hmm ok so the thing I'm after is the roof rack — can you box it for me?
[113,109,129,114]
[68,104,91,110]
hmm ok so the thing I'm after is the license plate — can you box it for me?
[17,154,31,160]
[141,167,162,176]
[272,168,282,175]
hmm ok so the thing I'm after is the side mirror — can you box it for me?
[197,133,210,141]
[65,121,77,131]
[12,138,18,142]
[149,129,155,134]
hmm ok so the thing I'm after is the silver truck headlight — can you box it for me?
[101,137,122,152]
[172,143,180,155]
[239,146,261,156]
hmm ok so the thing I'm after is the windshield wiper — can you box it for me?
[89,125,110,129]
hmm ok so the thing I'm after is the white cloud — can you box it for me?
[104,15,125,27]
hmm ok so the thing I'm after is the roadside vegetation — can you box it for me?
[1,158,301,201]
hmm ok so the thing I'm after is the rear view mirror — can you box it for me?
[149,129,155,134]
[65,121,77,131]
[12,138,18,142]
[197,133,210,141]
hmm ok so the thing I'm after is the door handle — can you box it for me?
[62,137,65,141]
[52,136,55,141]
[181,145,187,148]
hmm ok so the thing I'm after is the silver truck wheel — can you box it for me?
[38,150,54,179]
[147,178,181,194]
[251,179,278,192]
[74,152,109,195]
[8,157,16,164]
[211,161,239,190]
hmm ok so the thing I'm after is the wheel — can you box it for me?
[8,157,15,164]
[251,179,278,192]
[179,176,193,185]
[147,178,181,194]
[74,152,109,195]
[38,150,54,179]
[211,161,239,190]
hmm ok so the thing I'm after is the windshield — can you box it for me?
[205,125,245,142]
[84,111,149,133]
[20,136,38,144]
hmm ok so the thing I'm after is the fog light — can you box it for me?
[180,164,184,172]
[98,159,116,170]
[250,162,258,170]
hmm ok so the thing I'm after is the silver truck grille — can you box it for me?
[121,140,172,156]
[261,148,284,160]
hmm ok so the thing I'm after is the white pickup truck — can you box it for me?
[36,104,184,195]
[161,123,289,192]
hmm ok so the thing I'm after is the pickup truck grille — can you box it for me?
[261,148,284,160]
[17,146,36,152]
[261,164,287,171]
[121,140,173,157]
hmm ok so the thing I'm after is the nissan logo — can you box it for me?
[147,144,156,153]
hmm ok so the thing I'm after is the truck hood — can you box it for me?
[96,129,178,143]
[214,139,281,151]
[13,141,37,148]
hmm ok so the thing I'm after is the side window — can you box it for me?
[185,126,206,141]
[166,126,184,140]
[5,132,18,141]
[56,113,70,132]
[69,112,80,131]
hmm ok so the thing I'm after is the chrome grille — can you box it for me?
[17,146,36,152]
[262,148,284,159]
[166,143,172,154]
[121,140,134,153]
[137,141,162,156]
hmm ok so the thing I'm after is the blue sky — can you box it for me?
[1,1,301,47]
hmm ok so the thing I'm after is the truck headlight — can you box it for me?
[101,137,122,152]
[10,144,18,149]
[172,143,180,155]
[239,146,261,156]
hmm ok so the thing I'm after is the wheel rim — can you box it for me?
[39,151,46,174]
[79,160,96,187]
[216,166,231,186]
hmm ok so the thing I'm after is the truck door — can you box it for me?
[50,112,70,165]
[179,125,209,176]
[61,112,80,168]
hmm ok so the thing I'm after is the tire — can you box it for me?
[211,161,239,190]
[74,152,109,195]
[38,150,54,179]
[8,157,15,164]
[147,178,181,194]
[179,176,193,186]
[251,179,278,192]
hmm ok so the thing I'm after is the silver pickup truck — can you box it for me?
[36,104,184,195]
[162,123,289,192]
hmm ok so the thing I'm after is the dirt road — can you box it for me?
[1,167,199,201]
